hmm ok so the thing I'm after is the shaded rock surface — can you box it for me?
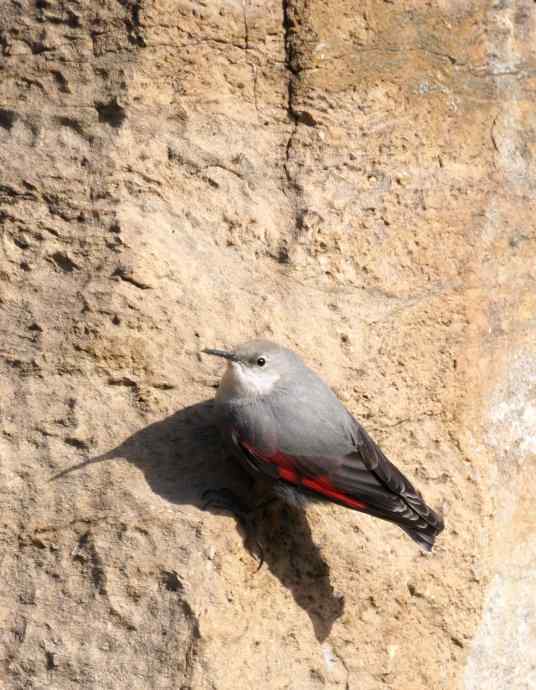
[1,1,535,689]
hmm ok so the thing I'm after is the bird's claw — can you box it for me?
[201,488,249,515]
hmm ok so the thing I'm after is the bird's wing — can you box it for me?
[232,423,444,550]
[346,421,443,529]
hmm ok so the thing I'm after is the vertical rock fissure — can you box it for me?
[281,0,303,261]
[242,0,259,114]
[242,0,250,51]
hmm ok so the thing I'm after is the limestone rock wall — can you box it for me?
[1,1,535,689]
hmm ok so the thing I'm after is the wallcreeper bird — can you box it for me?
[203,339,444,556]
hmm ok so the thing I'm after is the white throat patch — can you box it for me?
[216,362,280,402]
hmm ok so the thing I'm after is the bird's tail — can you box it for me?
[353,500,444,551]
[399,517,444,552]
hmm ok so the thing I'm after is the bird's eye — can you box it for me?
[256,356,266,367]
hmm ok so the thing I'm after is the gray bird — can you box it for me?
[203,339,444,552]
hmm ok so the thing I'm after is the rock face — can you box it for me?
[1,1,535,688]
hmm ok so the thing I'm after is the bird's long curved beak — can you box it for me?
[202,348,239,362]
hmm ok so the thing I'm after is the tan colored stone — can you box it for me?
[1,1,535,689]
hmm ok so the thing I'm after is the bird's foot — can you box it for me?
[202,488,250,515]
[201,488,265,570]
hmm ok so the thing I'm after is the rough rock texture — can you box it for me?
[1,1,535,689]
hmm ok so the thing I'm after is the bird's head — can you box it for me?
[203,339,297,400]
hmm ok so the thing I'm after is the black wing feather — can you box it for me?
[351,423,443,527]
[292,420,444,550]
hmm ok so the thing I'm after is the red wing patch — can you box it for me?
[301,475,367,510]
[277,466,299,483]
[240,441,367,511]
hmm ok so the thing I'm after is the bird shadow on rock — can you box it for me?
[256,503,345,642]
[51,399,344,642]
